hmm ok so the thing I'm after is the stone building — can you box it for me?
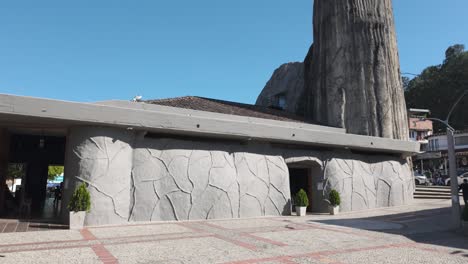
[0,94,418,226]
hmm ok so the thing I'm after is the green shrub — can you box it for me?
[329,189,341,207]
[295,189,309,207]
[68,183,91,212]
[463,205,468,221]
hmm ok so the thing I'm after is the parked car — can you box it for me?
[445,172,468,186]
[414,173,429,185]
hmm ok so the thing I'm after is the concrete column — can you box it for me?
[0,129,10,214]
[444,158,448,175]
[63,126,135,226]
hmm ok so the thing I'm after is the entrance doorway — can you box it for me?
[2,134,66,223]
[289,168,313,212]
[288,160,324,213]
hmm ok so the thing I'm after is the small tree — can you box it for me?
[68,183,91,212]
[328,189,341,207]
[295,189,309,207]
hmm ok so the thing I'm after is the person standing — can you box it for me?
[53,186,62,208]
[459,179,468,205]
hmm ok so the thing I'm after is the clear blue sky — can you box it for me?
[1,0,467,103]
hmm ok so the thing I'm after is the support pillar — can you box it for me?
[0,129,10,215]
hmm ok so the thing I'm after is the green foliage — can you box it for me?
[48,166,64,181]
[68,183,91,212]
[463,205,468,221]
[329,189,341,207]
[295,189,309,207]
[405,44,468,131]
[7,163,25,179]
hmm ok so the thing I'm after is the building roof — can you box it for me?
[146,96,314,124]
[0,94,420,155]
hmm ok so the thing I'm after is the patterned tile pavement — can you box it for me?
[0,199,466,264]
[0,220,68,233]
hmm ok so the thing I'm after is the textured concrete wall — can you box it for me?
[322,153,414,212]
[130,138,292,222]
[283,150,414,213]
[64,126,413,226]
[64,127,135,226]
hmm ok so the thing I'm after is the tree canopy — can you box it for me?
[405,44,468,132]
[48,165,64,181]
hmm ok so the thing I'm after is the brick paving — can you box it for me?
[0,199,466,264]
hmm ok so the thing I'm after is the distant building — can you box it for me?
[408,109,433,152]
[407,109,435,173]
[427,130,468,175]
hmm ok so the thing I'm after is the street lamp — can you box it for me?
[422,89,468,229]
[423,118,460,228]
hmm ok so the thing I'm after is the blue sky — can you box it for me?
[0,0,467,103]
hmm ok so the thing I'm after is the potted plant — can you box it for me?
[462,205,468,236]
[294,189,309,216]
[68,183,91,229]
[327,189,341,215]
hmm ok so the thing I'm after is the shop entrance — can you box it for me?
[1,133,66,223]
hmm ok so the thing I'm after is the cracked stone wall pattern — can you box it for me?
[130,138,292,222]
[283,150,414,213]
[321,153,414,212]
[65,126,413,226]
[65,127,135,226]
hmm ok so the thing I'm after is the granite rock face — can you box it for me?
[300,0,409,139]
[64,126,414,226]
[256,62,304,113]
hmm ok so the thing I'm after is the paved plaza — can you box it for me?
[0,199,467,264]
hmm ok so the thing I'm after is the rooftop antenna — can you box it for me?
[132,95,143,102]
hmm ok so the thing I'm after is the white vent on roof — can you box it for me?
[132,95,143,102]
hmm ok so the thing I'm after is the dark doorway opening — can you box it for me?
[288,168,313,212]
[2,134,66,223]
[288,160,325,213]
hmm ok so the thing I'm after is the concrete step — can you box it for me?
[414,185,462,199]
[416,186,451,190]
[414,191,453,196]
[414,193,462,199]
[414,195,450,200]
[415,188,451,194]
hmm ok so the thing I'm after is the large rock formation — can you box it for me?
[257,0,409,140]
[302,0,408,139]
[256,62,305,113]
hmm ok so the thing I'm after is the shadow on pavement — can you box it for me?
[311,205,468,257]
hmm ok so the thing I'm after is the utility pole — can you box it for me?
[425,118,460,228]
[424,89,468,229]
[446,126,461,229]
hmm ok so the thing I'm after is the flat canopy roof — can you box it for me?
[0,94,419,156]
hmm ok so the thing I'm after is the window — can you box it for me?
[269,93,287,110]
[429,139,440,151]
[277,95,286,109]
[455,136,468,146]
